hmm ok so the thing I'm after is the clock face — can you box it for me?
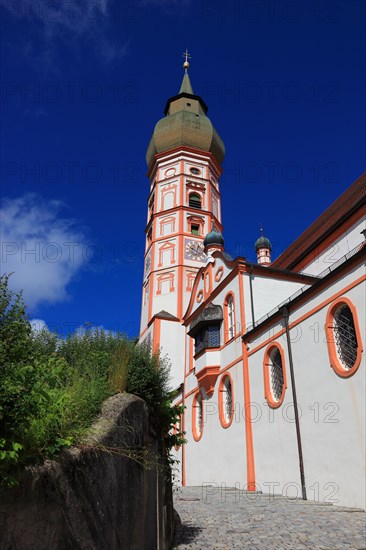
[185,239,206,262]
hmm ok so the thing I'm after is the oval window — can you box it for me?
[263,343,287,408]
[190,167,201,175]
[326,298,363,377]
[192,392,204,441]
[219,374,234,428]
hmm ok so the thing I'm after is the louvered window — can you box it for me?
[189,193,202,209]
[333,304,358,370]
[269,347,284,402]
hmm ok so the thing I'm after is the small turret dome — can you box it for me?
[255,235,272,251]
[204,229,224,248]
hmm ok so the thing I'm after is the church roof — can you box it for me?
[179,72,193,94]
[255,230,272,251]
[154,310,180,321]
[272,172,366,270]
[146,64,225,167]
[204,228,225,248]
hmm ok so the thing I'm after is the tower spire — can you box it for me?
[179,49,194,94]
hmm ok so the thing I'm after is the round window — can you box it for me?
[263,343,287,408]
[326,298,363,377]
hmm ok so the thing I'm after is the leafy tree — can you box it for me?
[0,274,185,486]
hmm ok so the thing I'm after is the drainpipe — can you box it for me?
[282,306,307,501]
[249,266,255,327]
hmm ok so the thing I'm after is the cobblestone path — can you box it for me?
[173,486,366,549]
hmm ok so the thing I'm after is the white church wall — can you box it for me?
[300,216,365,276]
[139,290,149,333]
[291,271,365,509]
[247,263,365,509]
[184,370,198,396]
[248,345,301,499]
[243,273,310,328]
[184,361,248,487]
[159,319,186,390]
[152,290,176,317]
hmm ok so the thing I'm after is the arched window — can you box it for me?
[192,392,204,441]
[263,343,287,408]
[224,293,236,342]
[219,374,234,428]
[326,297,363,377]
[189,193,202,209]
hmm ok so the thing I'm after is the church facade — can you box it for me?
[139,61,366,510]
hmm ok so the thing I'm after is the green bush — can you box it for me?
[0,275,184,486]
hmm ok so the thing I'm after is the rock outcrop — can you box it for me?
[0,393,174,550]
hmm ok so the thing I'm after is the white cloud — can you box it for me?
[0,0,128,69]
[30,318,49,332]
[0,194,89,310]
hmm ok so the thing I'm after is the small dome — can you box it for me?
[255,235,272,251]
[204,229,224,248]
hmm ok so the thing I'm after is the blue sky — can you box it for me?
[1,0,365,337]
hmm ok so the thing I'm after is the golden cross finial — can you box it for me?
[182,48,191,71]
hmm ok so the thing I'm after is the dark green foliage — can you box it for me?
[0,275,185,486]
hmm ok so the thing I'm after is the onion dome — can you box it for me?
[146,58,225,167]
[204,228,224,248]
[255,229,272,251]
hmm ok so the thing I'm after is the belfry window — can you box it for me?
[191,224,200,235]
[326,298,363,377]
[189,193,202,209]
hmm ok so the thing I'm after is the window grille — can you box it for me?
[207,325,220,347]
[333,304,358,369]
[227,296,235,339]
[270,348,284,402]
[223,377,233,423]
[189,193,202,209]
[197,396,203,434]
[194,324,221,354]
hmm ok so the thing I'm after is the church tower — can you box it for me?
[139,53,225,387]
